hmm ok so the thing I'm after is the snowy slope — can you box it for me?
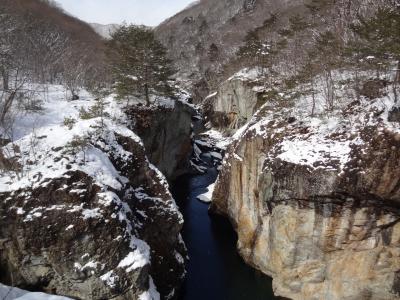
[229,70,400,174]
[0,284,72,300]
[0,85,135,192]
[0,84,181,299]
[90,23,119,39]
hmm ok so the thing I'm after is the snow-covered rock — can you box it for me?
[211,73,400,300]
[0,85,185,299]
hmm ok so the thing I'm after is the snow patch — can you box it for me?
[197,183,215,203]
[138,277,160,300]
[0,283,72,300]
[118,240,150,273]
[100,271,119,288]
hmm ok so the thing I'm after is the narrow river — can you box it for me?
[171,165,276,300]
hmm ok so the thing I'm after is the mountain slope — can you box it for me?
[1,0,102,43]
[155,0,304,100]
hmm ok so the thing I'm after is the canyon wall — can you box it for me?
[127,100,196,182]
[210,76,400,300]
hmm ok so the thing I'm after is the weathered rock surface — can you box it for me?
[127,100,196,182]
[210,77,400,299]
[204,69,267,131]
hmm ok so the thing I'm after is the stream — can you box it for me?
[171,163,277,300]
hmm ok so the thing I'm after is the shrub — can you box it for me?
[65,134,90,164]
[63,116,77,130]
[78,107,94,120]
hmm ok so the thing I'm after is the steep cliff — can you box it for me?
[127,97,196,182]
[0,86,186,299]
[204,68,267,131]
[210,74,400,299]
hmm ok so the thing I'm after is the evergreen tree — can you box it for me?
[108,25,176,106]
[208,43,220,62]
[349,7,400,101]
[236,29,275,73]
[237,30,262,63]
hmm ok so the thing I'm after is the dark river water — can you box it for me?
[171,166,276,300]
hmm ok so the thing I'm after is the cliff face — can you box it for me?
[0,87,186,300]
[127,99,196,182]
[204,69,266,130]
[210,74,400,299]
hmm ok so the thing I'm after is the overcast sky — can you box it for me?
[56,0,195,26]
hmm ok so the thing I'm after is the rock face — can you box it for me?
[204,69,266,130]
[0,90,186,300]
[127,100,196,182]
[210,77,400,299]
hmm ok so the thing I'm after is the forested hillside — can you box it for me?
[0,0,108,136]
[156,0,398,102]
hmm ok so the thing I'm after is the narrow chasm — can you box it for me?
[171,135,276,300]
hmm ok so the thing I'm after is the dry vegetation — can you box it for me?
[0,0,112,173]
[0,0,110,138]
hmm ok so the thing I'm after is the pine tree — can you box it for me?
[237,30,262,63]
[349,7,400,102]
[108,25,176,106]
[236,29,275,74]
[208,43,219,62]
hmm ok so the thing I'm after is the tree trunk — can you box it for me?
[394,60,400,103]
[0,91,16,125]
[311,77,316,116]
[1,68,9,91]
[144,83,150,106]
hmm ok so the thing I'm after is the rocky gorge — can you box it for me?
[1,0,399,299]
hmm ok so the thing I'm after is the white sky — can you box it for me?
[56,0,195,26]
